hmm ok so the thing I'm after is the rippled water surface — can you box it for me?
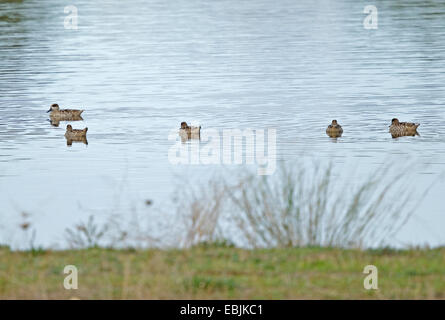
[1,0,445,248]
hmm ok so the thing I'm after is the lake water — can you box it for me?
[1,0,445,249]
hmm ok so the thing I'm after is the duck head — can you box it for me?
[331,120,338,126]
[391,118,400,126]
[180,122,189,129]
[66,124,73,132]
[47,103,60,113]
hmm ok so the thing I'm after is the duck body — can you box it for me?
[389,118,419,138]
[326,120,343,138]
[65,124,88,139]
[50,109,84,117]
[47,104,84,118]
[179,122,201,140]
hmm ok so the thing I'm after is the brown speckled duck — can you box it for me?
[326,120,343,138]
[47,104,84,118]
[179,122,201,140]
[389,118,420,138]
[65,125,88,146]
[65,124,88,139]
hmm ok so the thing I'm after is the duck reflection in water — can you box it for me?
[66,136,88,146]
[49,114,84,127]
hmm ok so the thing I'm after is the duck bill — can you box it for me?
[46,109,51,113]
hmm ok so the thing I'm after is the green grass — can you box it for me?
[0,245,444,299]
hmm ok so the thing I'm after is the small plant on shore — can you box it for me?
[65,215,109,249]
[177,162,425,249]
[176,181,226,248]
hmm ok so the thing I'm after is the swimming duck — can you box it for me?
[389,118,419,138]
[179,122,201,140]
[47,104,84,118]
[65,124,88,139]
[326,120,343,138]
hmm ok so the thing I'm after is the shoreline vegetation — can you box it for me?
[0,245,444,299]
[1,162,441,299]
[10,162,427,251]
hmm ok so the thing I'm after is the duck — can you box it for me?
[389,118,420,138]
[179,122,201,140]
[47,104,84,118]
[326,120,343,138]
[65,124,88,139]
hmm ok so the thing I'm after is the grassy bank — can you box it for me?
[0,245,444,299]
